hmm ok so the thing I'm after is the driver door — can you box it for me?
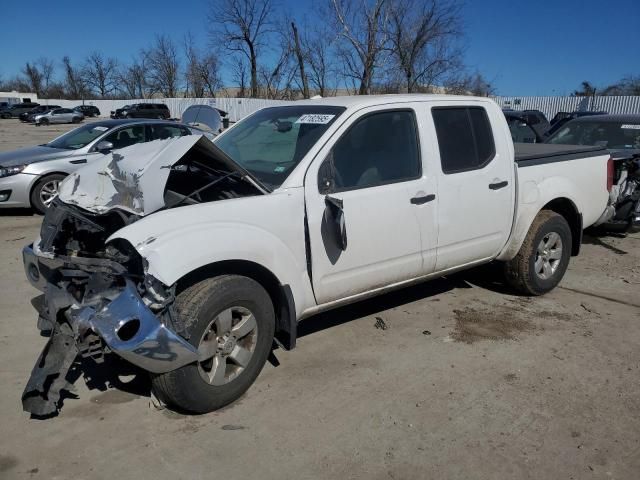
[304,107,430,305]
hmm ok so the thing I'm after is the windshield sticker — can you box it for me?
[92,126,109,132]
[296,114,335,124]
[621,124,640,130]
[274,166,286,173]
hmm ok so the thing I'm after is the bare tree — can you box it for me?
[290,21,310,98]
[387,0,462,93]
[302,24,337,97]
[328,0,389,95]
[146,35,180,97]
[22,62,43,96]
[231,58,249,97]
[209,0,276,98]
[117,53,151,99]
[572,81,596,97]
[184,33,222,97]
[444,71,495,96]
[601,75,640,96]
[83,52,118,98]
[62,56,88,99]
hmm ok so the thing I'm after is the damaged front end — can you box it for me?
[21,202,200,416]
[21,136,266,416]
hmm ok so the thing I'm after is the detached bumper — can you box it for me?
[21,244,199,415]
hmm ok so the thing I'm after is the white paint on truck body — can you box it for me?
[104,95,610,320]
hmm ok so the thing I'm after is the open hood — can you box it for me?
[58,135,265,216]
[182,104,223,133]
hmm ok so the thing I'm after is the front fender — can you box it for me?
[108,190,316,315]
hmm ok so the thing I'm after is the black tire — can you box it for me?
[504,210,572,296]
[39,118,49,125]
[30,174,66,214]
[125,114,133,119]
[151,275,275,414]
[72,116,81,123]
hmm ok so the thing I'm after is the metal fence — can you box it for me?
[492,96,640,120]
[36,95,640,123]
[35,97,287,122]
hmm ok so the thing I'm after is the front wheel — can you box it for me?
[30,174,66,214]
[151,275,275,414]
[504,210,572,296]
[38,118,49,125]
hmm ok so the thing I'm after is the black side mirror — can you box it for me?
[324,195,347,251]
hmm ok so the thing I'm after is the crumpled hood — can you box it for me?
[57,135,253,216]
[0,145,72,167]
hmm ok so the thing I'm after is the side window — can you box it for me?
[104,125,147,149]
[320,110,421,192]
[151,124,188,140]
[525,113,540,125]
[432,107,495,174]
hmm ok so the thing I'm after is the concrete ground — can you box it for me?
[1,119,639,479]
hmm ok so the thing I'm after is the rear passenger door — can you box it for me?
[429,104,514,271]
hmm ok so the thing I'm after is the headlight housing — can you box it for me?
[0,165,27,178]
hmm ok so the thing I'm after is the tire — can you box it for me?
[39,118,49,125]
[72,116,81,123]
[30,174,66,214]
[151,275,275,414]
[125,114,133,119]
[504,210,572,296]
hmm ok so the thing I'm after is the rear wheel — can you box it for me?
[30,174,65,214]
[504,210,572,295]
[72,116,81,123]
[151,275,275,414]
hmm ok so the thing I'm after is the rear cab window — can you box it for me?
[431,106,496,174]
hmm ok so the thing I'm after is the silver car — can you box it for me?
[0,119,201,213]
[34,108,84,126]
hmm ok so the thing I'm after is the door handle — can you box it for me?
[69,159,87,164]
[410,194,436,205]
[489,180,508,190]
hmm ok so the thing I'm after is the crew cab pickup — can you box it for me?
[21,95,611,416]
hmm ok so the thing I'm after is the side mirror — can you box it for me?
[324,195,347,251]
[96,140,114,153]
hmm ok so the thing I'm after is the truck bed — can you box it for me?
[515,143,607,167]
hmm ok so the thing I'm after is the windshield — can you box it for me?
[47,123,112,150]
[215,105,345,189]
[547,120,640,150]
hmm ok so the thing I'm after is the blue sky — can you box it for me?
[0,0,638,96]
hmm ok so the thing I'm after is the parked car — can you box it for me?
[545,111,607,138]
[34,108,84,126]
[504,111,542,143]
[20,95,613,416]
[0,102,40,118]
[110,103,170,119]
[0,119,202,213]
[73,105,101,117]
[19,105,61,122]
[546,114,640,231]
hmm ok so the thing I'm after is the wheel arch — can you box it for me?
[28,171,69,206]
[541,197,582,256]
[175,260,297,350]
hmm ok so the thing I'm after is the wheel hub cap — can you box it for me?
[535,232,563,280]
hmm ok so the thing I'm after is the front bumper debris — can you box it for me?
[21,244,199,416]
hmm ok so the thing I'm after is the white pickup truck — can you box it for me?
[21,95,612,416]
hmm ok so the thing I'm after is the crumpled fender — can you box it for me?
[108,189,316,314]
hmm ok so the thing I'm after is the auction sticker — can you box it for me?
[92,126,109,132]
[296,114,335,124]
[621,124,640,129]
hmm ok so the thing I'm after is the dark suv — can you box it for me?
[110,103,170,119]
[19,105,61,122]
[0,102,40,119]
[73,105,101,117]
